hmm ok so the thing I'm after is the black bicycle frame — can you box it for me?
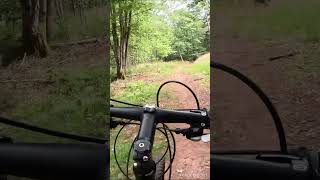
[133,106,157,180]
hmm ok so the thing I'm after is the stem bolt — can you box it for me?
[143,156,149,161]
[139,143,145,148]
[133,162,138,167]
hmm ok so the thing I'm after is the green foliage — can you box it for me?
[169,9,207,61]
[2,68,108,142]
[129,15,174,64]
[0,0,21,23]
[110,0,209,73]
[127,61,179,76]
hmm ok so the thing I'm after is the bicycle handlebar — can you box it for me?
[0,143,108,180]
[211,153,318,180]
[110,107,210,127]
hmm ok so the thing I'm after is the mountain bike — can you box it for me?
[110,81,210,180]
[1,62,319,180]
[211,62,320,180]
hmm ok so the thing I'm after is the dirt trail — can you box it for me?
[158,60,210,180]
[211,36,287,151]
[212,7,320,151]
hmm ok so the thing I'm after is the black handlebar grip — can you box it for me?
[211,155,311,180]
[0,143,109,180]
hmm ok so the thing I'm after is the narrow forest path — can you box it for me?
[157,56,210,180]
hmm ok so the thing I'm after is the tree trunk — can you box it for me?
[110,0,133,79]
[71,0,77,16]
[54,0,64,19]
[20,0,50,57]
[46,0,54,41]
[179,52,184,61]
[124,10,132,74]
[111,1,125,79]
[39,0,47,40]
[106,0,110,67]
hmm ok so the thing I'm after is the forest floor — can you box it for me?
[212,1,320,152]
[110,54,210,179]
[0,41,107,143]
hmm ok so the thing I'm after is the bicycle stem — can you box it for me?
[133,106,157,180]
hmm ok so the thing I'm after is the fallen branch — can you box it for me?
[269,52,299,61]
[51,38,99,48]
[0,79,55,84]
[129,73,143,77]
[194,78,203,81]
[251,63,265,66]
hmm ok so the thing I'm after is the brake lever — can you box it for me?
[110,118,118,129]
[110,118,128,129]
[174,127,206,141]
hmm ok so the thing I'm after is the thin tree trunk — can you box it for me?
[46,0,54,41]
[124,10,132,74]
[106,0,110,67]
[59,0,64,16]
[71,0,77,16]
[20,0,50,57]
[54,0,64,19]
[111,1,124,79]
[40,0,47,41]
[179,52,184,61]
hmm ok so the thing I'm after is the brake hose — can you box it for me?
[211,62,288,153]
[156,80,200,109]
